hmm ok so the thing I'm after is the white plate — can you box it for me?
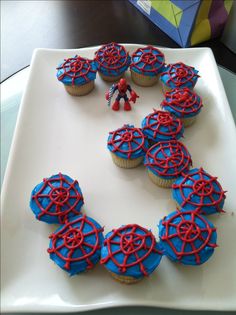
[1,45,236,313]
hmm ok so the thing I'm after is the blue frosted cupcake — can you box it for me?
[48,214,104,275]
[172,168,226,215]
[160,62,199,93]
[141,110,184,144]
[158,210,217,265]
[100,224,163,283]
[30,173,84,224]
[95,42,131,81]
[161,87,203,127]
[107,124,149,168]
[130,45,165,86]
[56,55,98,96]
[144,140,192,188]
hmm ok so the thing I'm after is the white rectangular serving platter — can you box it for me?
[1,44,236,313]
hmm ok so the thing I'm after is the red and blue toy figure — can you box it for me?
[105,78,139,111]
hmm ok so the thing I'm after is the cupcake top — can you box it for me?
[95,42,131,77]
[48,214,104,275]
[144,140,192,179]
[107,124,149,159]
[158,210,217,265]
[100,224,163,278]
[172,168,226,215]
[142,110,184,142]
[161,87,203,118]
[130,45,165,76]
[160,62,199,89]
[56,55,97,86]
[30,173,84,224]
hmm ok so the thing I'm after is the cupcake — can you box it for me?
[56,55,97,96]
[48,214,104,275]
[30,173,84,224]
[107,124,149,168]
[141,110,184,145]
[144,140,192,188]
[160,62,199,92]
[95,42,131,81]
[161,87,203,127]
[172,168,226,215]
[158,210,217,265]
[100,224,163,284]
[130,45,165,86]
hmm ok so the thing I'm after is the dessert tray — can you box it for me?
[1,44,236,313]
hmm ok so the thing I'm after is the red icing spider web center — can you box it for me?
[50,187,70,205]
[103,48,120,64]
[157,112,173,125]
[64,229,84,249]
[120,233,145,254]
[193,180,213,196]
[177,221,201,242]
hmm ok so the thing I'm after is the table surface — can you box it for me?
[1,0,236,314]
[1,0,236,82]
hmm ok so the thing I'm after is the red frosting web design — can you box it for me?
[162,62,199,87]
[108,125,147,159]
[145,141,192,177]
[172,168,226,212]
[143,110,182,138]
[95,42,129,71]
[160,211,217,264]
[161,88,203,116]
[131,46,164,73]
[57,56,96,85]
[32,173,83,224]
[100,224,162,276]
[48,215,103,270]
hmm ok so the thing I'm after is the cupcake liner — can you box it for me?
[99,72,124,82]
[181,116,196,127]
[161,82,195,94]
[131,70,159,87]
[147,169,176,188]
[111,153,143,169]
[64,80,94,96]
[110,271,142,284]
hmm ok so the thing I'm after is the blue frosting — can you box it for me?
[101,224,162,279]
[107,124,149,160]
[172,168,226,215]
[141,110,184,142]
[160,62,199,89]
[95,43,131,77]
[48,215,104,275]
[161,88,202,118]
[158,210,217,265]
[130,46,165,76]
[56,55,98,86]
[30,173,84,224]
[144,141,192,179]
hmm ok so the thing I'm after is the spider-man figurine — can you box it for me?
[105,78,139,111]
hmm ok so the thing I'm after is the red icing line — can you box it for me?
[160,210,217,264]
[145,140,192,177]
[131,46,164,74]
[172,168,226,213]
[143,110,183,138]
[57,56,96,86]
[95,42,129,72]
[100,224,162,276]
[32,173,83,224]
[48,214,104,271]
[108,125,147,159]
[161,87,203,116]
[161,62,199,87]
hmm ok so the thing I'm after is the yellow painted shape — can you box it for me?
[191,0,212,46]
[224,0,233,14]
[151,0,183,27]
